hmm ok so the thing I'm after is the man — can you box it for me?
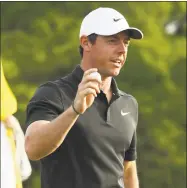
[25,7,143,188]
[1,62,32,188]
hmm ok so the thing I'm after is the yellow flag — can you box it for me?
[1,62,17,120]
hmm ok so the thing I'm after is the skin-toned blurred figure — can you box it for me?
[1,62,32,188]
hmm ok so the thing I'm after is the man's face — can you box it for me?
[89,31,130,77]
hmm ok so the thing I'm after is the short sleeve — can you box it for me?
[25,82,64,127]
[124,131,137,161]
[124,95,138,161]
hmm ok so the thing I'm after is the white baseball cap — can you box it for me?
[79,7,143,39]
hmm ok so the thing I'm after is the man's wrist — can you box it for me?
[72,101,81,115]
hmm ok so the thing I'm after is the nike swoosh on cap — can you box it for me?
[113,18,123,22]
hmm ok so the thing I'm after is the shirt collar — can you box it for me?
[71,64,84,83]
[111,78,124,97]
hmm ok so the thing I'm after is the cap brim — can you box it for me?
[126,27,143,39]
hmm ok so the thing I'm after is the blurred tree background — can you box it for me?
[1,2,186,188]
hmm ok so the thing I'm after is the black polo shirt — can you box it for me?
[26,65,138,188]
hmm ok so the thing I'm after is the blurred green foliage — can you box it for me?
[1,2,186,188]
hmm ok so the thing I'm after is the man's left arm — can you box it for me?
[124,160,139,188]
[124,97,139,188]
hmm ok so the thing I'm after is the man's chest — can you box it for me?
[61,87,137,154]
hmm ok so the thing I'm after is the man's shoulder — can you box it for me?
[32,73,74,100]
[38,74,71,91]
[30,79,64,102]
[37,80,61,92]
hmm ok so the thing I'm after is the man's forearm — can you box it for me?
[25,105,79,161]
[124,161,139,188]
[124,174,139,188]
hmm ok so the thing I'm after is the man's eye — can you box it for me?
[108,39,117,43]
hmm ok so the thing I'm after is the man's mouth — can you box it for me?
[111,59,124,67]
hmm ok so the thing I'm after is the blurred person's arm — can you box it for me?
[124,161,139,188]
[1,119,18,188]
[5,115,32,181]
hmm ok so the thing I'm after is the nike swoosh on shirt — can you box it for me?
[121,110,130,116]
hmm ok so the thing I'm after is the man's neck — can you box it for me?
[100,77,112,94]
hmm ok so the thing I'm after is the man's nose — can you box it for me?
[118,41,128,54]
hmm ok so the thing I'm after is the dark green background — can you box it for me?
[1,2,186,188]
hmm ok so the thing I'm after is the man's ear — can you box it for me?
[80,35,92,52]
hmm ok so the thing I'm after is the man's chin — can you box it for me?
[110,69,121,77]
[104,71,120,78]
[99,68,121,78]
